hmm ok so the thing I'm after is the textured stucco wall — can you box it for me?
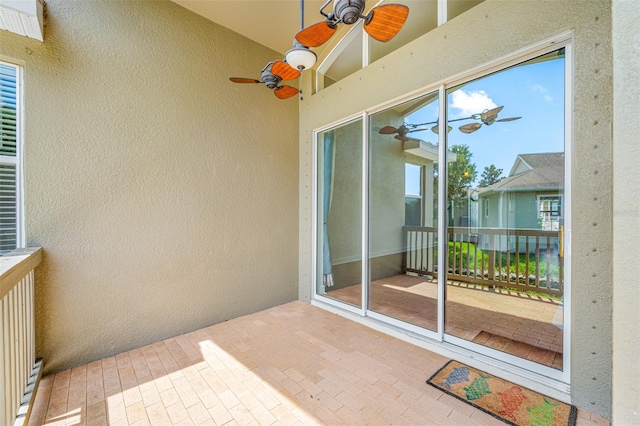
[299,0,614,418]
[0,0,299,373]
[612,1,640,424]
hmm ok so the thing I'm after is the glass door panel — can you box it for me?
[316,118,363,308]
[368,92,440,330]
[444,49,566,370]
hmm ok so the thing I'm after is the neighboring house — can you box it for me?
[473,153,564,253]
[478,153,564,231]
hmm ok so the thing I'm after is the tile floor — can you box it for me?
[28,301,607,425]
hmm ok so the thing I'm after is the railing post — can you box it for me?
[487,234,495,288]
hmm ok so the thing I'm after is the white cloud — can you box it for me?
[449,90,498,118]
[531,84,553,102]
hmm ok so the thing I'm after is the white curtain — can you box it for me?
[322,131,335,287]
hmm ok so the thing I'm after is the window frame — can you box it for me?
[404,162,424,226]
[0,60,25,254]
[537,194,563,230]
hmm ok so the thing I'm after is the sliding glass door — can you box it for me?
[368,93,440,331]
[314,45,569,378]
[316,118,363,309]
[444,49,566,371]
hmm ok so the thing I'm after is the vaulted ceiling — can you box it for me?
[171,1,328,55]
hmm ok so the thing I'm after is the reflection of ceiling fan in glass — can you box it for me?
[379,106,521,141]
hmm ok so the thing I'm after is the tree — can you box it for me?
[433,144,477,225]
[479,165,505,187]
[447,145,477,199]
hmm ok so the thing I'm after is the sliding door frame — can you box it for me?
[311,32,573,386]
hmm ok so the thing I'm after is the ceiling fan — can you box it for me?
[229,60,301,100]
[379,106,521,139]
[379,124,428,142]
[295,0,410,48]
[457,106,521,134]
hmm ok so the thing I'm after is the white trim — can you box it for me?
[362,33,574,119]
[437,84,446,341]
[0,60,25,251]
[498,192,504,228]
[313,112,367,137]
[311,126,320,297]
[313,293,364,316]
[362,26,369,67]
[561,38,574,386]
[361,112,369,315]
[16,63,24,248]
[366,310,439,340]
[315,21,364,93]
[445,334,567,384]
[437,0,448,26]
[440,31,573,91]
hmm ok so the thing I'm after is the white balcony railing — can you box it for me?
[0,248,43,426]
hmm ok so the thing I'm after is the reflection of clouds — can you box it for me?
[531,84,553,101]
[450,90,497,118]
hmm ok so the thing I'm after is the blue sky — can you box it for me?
[405,52,565,193]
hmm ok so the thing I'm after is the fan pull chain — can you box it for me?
[299,69,304,101]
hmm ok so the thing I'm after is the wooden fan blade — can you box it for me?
[229,77,261,84]
[272,61,300,81]
[295,20,337,47]
[496,117,522,122]
[379,126,399,134]
[364,4,409,42]
[459,123,482,134]
[394,135,409,142]
[274,85,299,100]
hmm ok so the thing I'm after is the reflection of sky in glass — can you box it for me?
[404,53,564,181]
[405,163,421,196]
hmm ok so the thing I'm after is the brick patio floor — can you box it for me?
[326,275,564,368]
[28,301,607,425]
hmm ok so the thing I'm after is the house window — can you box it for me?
[0,62,22,254]
[538,195,562,231]
[405,163,422,226]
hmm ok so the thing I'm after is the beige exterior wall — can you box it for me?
[299,0,615,418]
[0,0,299,373]
[612,1,640,424]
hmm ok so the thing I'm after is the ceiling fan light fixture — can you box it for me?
[285,44,317,70]
[480,106,504,125]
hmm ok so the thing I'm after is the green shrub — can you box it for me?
[446,241,487,270]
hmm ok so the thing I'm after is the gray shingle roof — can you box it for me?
[480,152,564,192]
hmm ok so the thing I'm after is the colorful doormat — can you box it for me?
[427,360,577,426]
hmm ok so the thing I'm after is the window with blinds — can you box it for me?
[0,62,20,254]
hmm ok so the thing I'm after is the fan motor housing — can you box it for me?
[334,0,365,25]
[261,71,281,89]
